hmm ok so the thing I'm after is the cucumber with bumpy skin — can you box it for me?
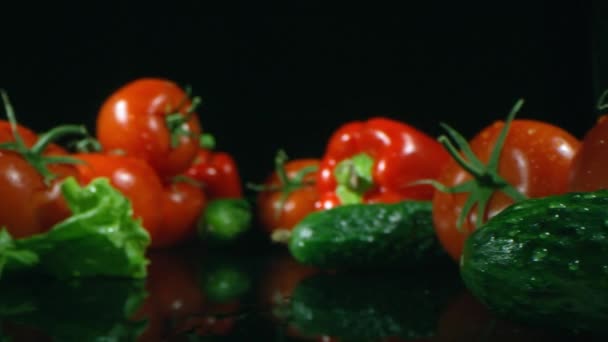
[287,201,445,269]
[461,190,608,335]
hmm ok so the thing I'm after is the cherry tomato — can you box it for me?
[72,153,165,240]
[432,117,580,261]
[152,180,207,249]
[185,148,243,199]
[257,158,320,234]
[96,78,202,179]
[569,115,608,191]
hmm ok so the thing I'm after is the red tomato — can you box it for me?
[152,181,207,249]
[432,117,580,261]
[257,158,320,234]
[569,115,608,191]
[0,151,76,238]
[185,148,243,199]
[0,98,85,238]
[96,78,202,179]
[72,153,165,240]
[0,120,39,145]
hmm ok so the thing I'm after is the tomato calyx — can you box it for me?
[596,89,608,112]
[164,86,203,148]
[69,136,103,153]
[171,174,205,188]
[0,90,88,185]
[248,150,318,242]
[333,152,374,205]
[420,99,527,231]
[248,150,318,204]
[199,133,216,150]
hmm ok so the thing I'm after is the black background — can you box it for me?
[0,2,596,182]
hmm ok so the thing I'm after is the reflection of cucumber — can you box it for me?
[0,276,146,341]
[203,267,252,303]
[198,253,254,303]
[289,269,461,339]
[198,199,252,242]
[288,201,444,269]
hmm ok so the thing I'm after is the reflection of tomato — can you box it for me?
[437,291,553,342]
[432,118,579,261]
[257,158,320,233]
[1,322,52,341]
[259,252,319,340]
[73,153,165,240]
[569,115,608,191]
[152,181,207,249]
[133,250,205,341]
[96,78,202,179]
[259,252,318,306]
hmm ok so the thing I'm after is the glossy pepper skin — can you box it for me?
[185,149,243,199]
[315,117,450,209]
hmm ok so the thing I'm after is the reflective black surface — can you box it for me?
[0,241,605,342]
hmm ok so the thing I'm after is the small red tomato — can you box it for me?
[72,153,165,240]
[152,180,207,249]
[185,148,243,199]
[256,154,320,234]
[432,101,580,261]
[96,78,202,179]
[569,115,608,191]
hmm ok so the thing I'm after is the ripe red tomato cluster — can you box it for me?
[0,79,244,248]
[4,77,608,260]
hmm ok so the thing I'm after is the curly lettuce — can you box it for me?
[0,177,150,279]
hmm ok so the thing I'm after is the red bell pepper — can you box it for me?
[315,117,450,209]
[185,148,243,199]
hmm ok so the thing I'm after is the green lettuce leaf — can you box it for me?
[1,176,150,279]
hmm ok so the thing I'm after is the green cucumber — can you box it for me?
[289,269,461,339]
[461,190,608,335]
[288,201,445,269]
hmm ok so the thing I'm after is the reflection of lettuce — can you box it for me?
[0,177,150,279]
[0,276,147,341]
